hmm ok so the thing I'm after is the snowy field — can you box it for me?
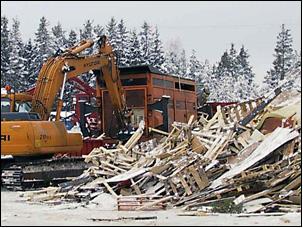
[1,190,301,226]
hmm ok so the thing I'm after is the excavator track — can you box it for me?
[1,157,90,191]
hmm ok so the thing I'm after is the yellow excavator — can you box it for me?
[1,35,130,190]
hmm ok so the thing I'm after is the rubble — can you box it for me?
[23,90,301,215]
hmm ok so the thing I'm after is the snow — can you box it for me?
[1,88,7,94]
[50,111,75,118]
[67,123,83,135]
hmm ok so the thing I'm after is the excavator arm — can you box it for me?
[31,36,128,130]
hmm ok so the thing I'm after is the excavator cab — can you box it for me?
[1,85,33,113]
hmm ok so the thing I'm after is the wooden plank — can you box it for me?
[282,141,295,158]
[282,176,301,191]
[135,196,173,211]
[131,178,142,195]
[103,182,118,198]
[241,185,283,204]
[149,127,170,136]
[217,106,225,127]
[210,128,299,189]
[225,106,233,123]
[169,180,179,196]
[205,111,219,130]
[234,106,241,121]
[203,136,221,159]
[117,144,129,153]
[188,166,208,190]
[187,114,195,126]
[191,136,207,153]
[248,101,254,113]
[178,175,192,196]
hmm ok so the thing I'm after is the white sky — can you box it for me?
[1,1,301,84]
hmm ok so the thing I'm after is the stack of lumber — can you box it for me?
[24,93,301,214]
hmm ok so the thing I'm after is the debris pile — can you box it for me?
[23,90,301,214]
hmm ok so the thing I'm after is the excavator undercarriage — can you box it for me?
[1,156,90,190]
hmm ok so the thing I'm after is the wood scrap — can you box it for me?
[24,94,301,215]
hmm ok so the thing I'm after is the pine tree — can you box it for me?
[80,19,94,54]
[51,22,67,53]
[139,21,152,65]
[7,18,26,92]
[1,15,11,88]
[116,19,129,66]
[79,20,95,84]
[264,24,294,90]
[149,26,165,71]
[67,29,78,47]
[22,39,37,88]
[229,43,238,78]
[212,49,237,102]
[287,50,301,90]
[106,17,118,50]
[33,16,52,80]
[164,49,180,76]
[188,49,203,81]
[235,46,257,100]
[93,24,104,37]
[208,64,221,101]
[197,59,213,92]
[34,17,52,61]
[127,29,141,66]
[178,49,187,77]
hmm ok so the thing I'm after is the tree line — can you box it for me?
[1,16,301,109]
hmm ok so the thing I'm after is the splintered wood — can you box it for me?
[24,94,301,214]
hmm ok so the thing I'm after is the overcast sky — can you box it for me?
[2,1,301,84]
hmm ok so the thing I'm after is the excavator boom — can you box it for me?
[31,36,128,128]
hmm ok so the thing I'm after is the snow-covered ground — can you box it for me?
[1,190,300,226]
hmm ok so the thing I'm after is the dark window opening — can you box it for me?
[175,82,195,91]
[121,78,147,86]
[99,78,147,88]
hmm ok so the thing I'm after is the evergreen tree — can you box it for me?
[127,29,141,66]
[197,59,213,93]
[235,46,257,100]
[1,15,11,88]
[80,19,94,54]
[264,24,294,90]
[212,49,237,101]
[178,49,187,77]
[286,50,301,90]
[51,22,67,53]
[163,39,181,75]
[22,39,37,88]
[116,19,129,66]
[33,16,52,80]
[106,17,118,50]
[7,18,26,92]
[93,24,104,37]
[149,26,165,71]
[229,43,238,78]
[79,20,95,84]
[67,29,78,47]
[34,17,52,61]
[188,49,203,81]
[139,21,153,64]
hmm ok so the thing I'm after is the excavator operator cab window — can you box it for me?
[15,101,31,112]
[1,98,11,112]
